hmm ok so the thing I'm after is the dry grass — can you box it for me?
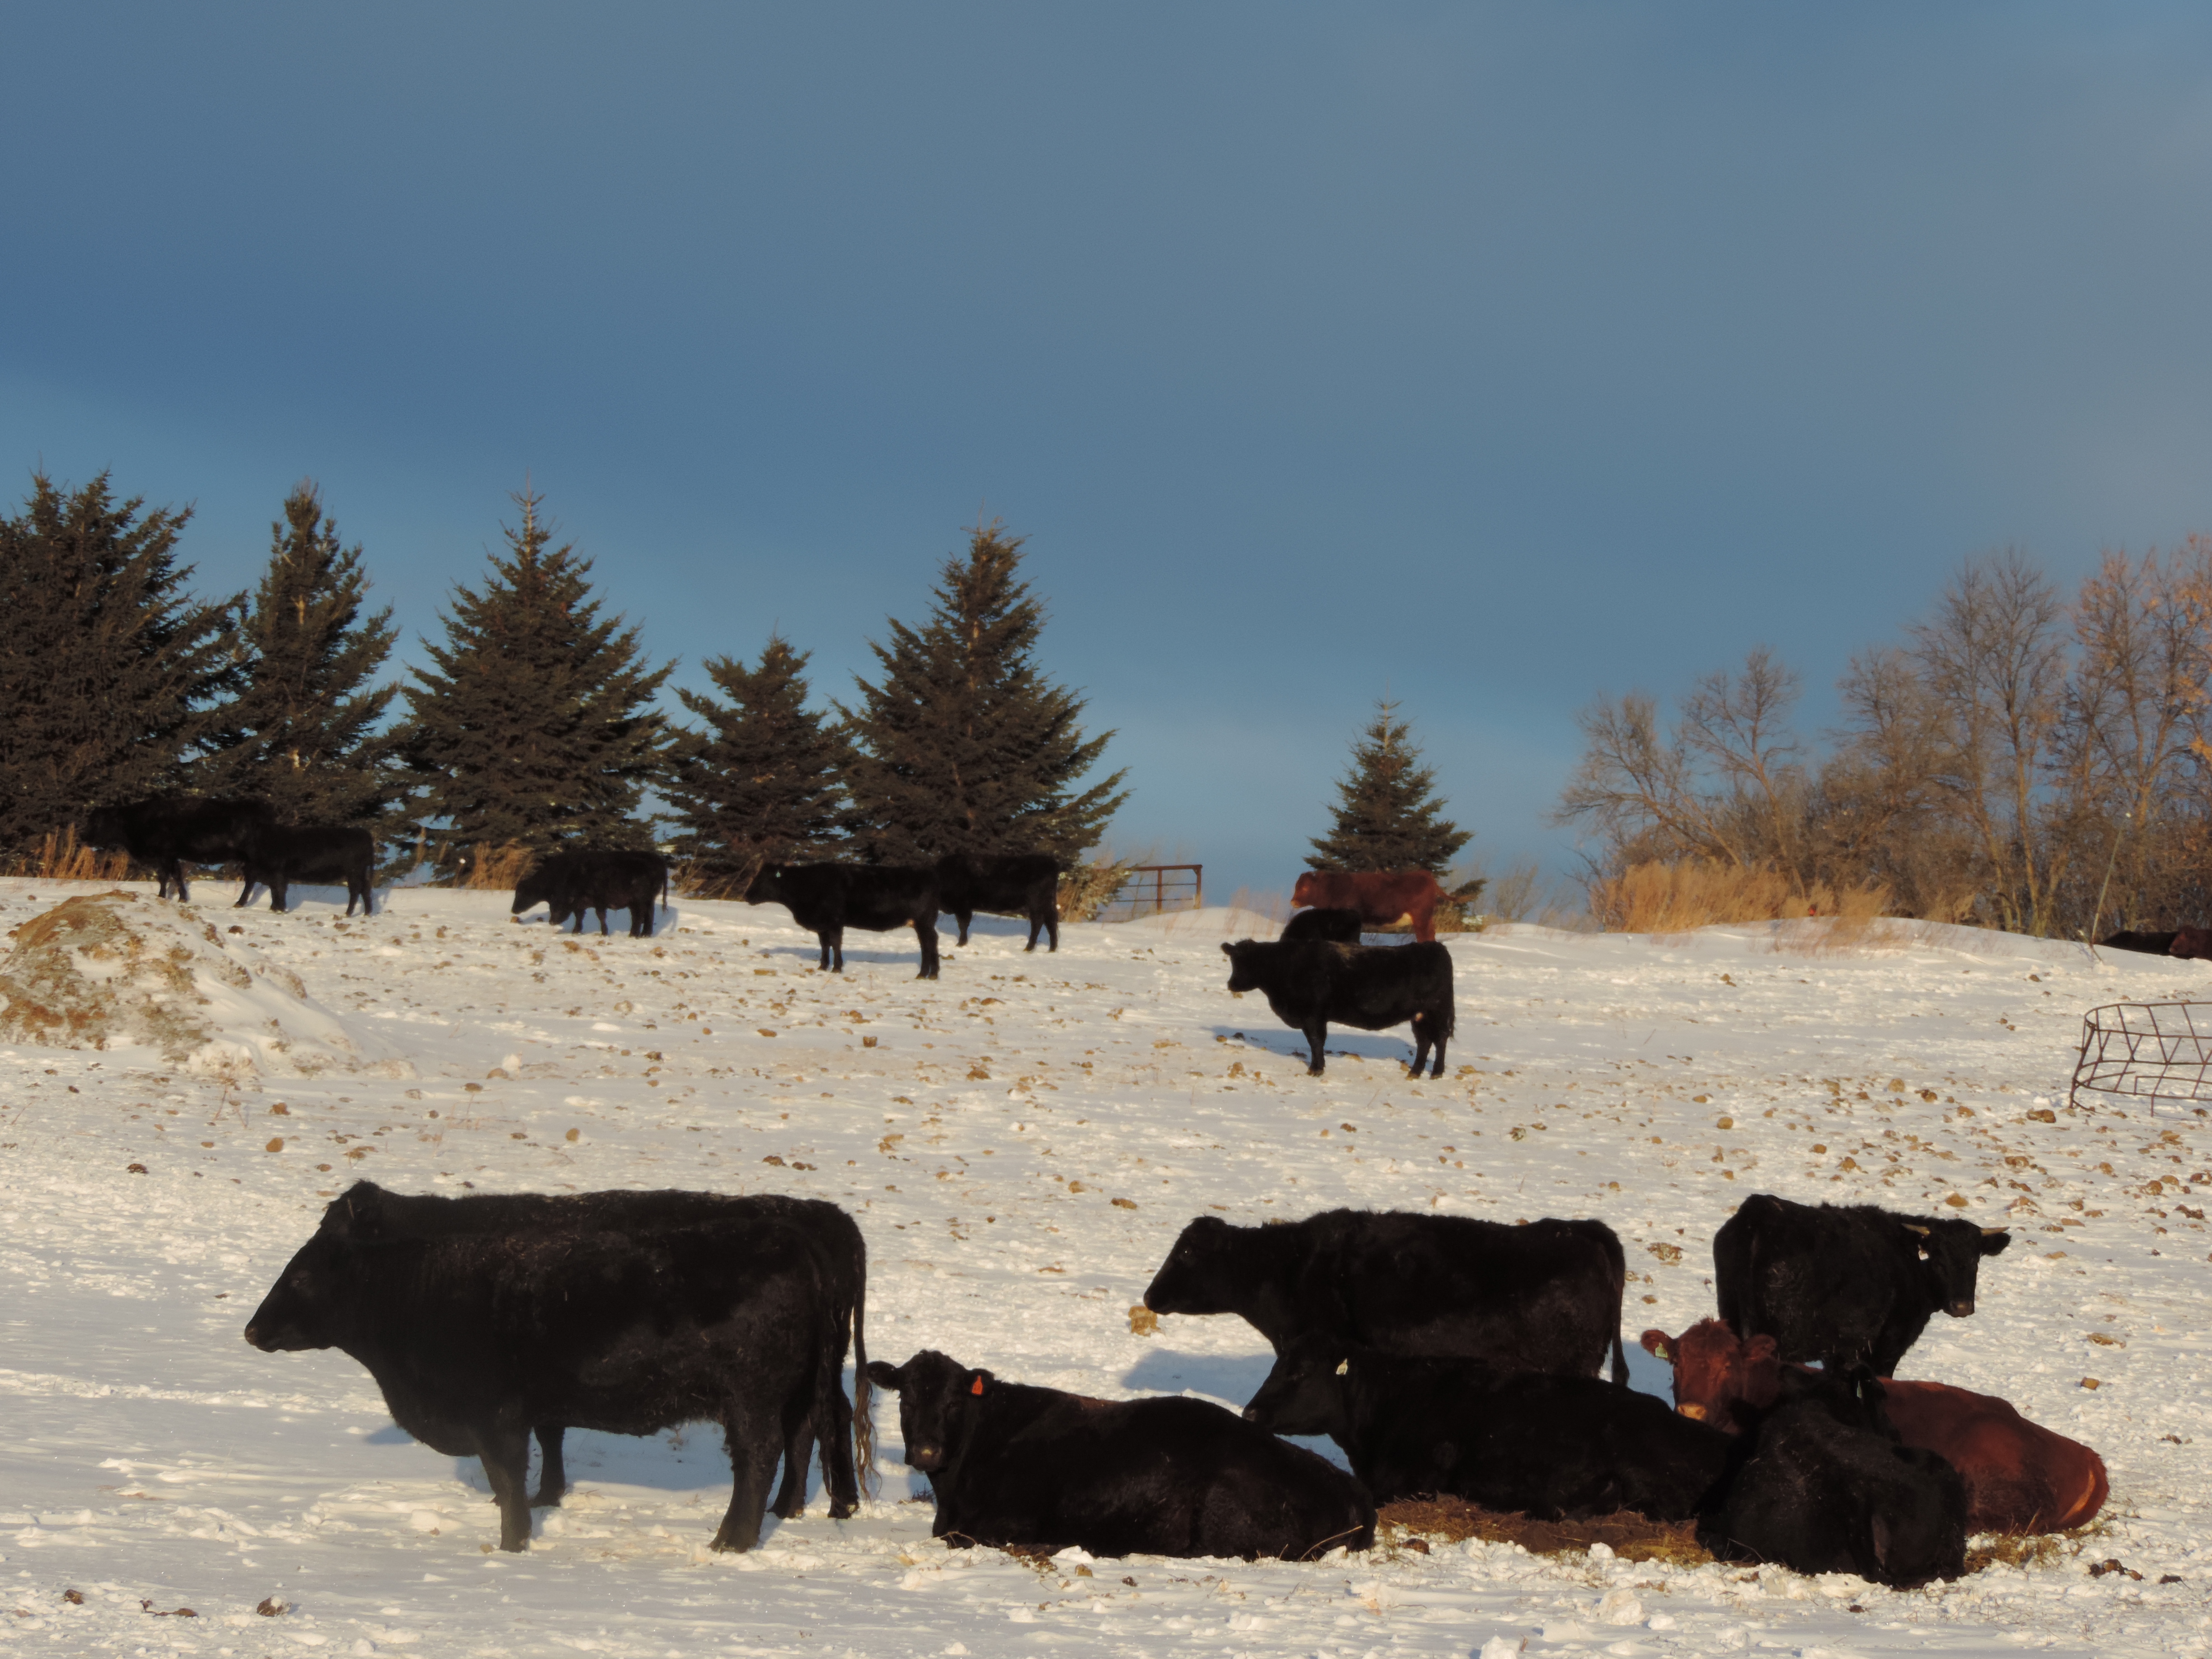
[1588,859,1892,938]
[1225,886,1290,928]
[5,828,133,883]
[1057,854,1138,923]
[456,843,535,890]
[1378,1497,1713,1566]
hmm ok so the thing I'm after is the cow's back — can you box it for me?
[1882,1380,2108,1532]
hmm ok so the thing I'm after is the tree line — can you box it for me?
[1555,541,2212,937]
[0,473,1126,886]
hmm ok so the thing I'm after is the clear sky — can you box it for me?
[7,5,2211,900]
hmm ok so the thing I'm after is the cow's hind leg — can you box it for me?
[915,913,940,979]
[711,1406,781,1552]
[956,909,972,946]
[769,1410,815,1521]
[815,931,833,971]
[474,1424,536,1551]
[1303,1021,1328,1076]
[532,1425,568,1506]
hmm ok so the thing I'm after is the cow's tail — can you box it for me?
[851,1238,874,1497]
[661,865,671,916]
[1602,1226,1631,1385]
[1611,1326,1630,1386]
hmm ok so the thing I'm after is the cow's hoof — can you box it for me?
[530,1490,564,1509]
[708,1527,759,1554]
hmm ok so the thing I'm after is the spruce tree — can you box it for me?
[840,522,1125,865]
[666,633,851,889]
[401,489,672,853]
[1307,700,1472,874]
[197,482,404,824]
[0,473,243,861]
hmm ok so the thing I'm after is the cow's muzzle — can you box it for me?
[1945,1298,1975,1318]
[906,1443,942,1472]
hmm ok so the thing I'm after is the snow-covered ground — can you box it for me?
[4,878,2209,1659]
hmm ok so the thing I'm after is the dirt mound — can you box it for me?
[0,890,408,1078]
[1379,1497,1713,1566]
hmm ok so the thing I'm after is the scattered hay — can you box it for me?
[1378,1498,1712,1566]
[456,842,534,890]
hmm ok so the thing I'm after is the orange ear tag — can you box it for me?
[970,1376,985,1395]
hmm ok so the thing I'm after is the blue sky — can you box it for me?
[6,5,2211,899]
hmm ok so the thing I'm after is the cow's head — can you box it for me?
[80,807,126,849]
[862,1350,989,1477]
[2174,926,2212,961]
[510,867,551,919]
[1903,1217,2010,1317]
[314,1180,395,1240]
[1291,872,1320,909]
[1219,940,1266,995]
[1242,1337,1352,1440]
[1640,1319,1781,1433]
[1141,1214,1263,1316]
[744,866,785,906]
[243,1233,353,1353]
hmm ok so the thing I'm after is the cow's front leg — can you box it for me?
[269,881,289,914]
[597,905,611,937]
[532,1425,568,1507]
[815,932,833,971]
[915,914,940,979]
[710,1404,780,1552]
[475,1425,535,1551]
[1303,1021,1329,1075]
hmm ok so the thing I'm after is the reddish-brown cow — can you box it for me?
[1291,871,1447,944]
[1641,1320,2106,1534]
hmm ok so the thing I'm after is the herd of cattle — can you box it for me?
[245,1180,2101,1588]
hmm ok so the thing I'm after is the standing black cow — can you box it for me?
[1143,1208,1629,1382]
[314,1180,870,1518]
[244,1217,836,1554]
[745,862,940,978]
[237,824,377,916]
[1243,1341,1733,1520]
[511,849,668,937]
[1279,907,1364,943]
[1700,1364,1968,1588]
[864,1349,1373,1561]
[1220,938,1453,1077]
[933,852,1062,951]
[1714,1193,2010,1376]
[81,796,273,901]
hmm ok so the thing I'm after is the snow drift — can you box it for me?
[0,889,409,1077]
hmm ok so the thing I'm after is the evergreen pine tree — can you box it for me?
[666,633,852,889]
[401,489,672,853]
[840,522,1125,865]
[197,482,404,824]
[1307,700,1472,874]
[0,473,244,861]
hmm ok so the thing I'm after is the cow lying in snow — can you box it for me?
[1292,869,1447,942]
[1243,1341,1731,1520]
[1699,1364,1968,1588]
[1143,1208,1629,1382]
[315,1180,870,1519]
[1642,1319,2107,1532]
[1280,906,1363,943]
[1221,937,1453,1077]
[1714,1193,2009,1376]
[745,862,941,977]
[934,852,1062,951]
[245,1217,838,1553]
[864,1349,1373,1560]
[238,824,376,916]
[511,849,668,938]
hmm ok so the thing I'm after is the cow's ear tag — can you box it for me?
[970,1376,985,1396]
[1334,1359,1349,1376]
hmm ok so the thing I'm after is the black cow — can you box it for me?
[1280,907,1364,943]
[81,796,274,901]
[933,852,1062,951]
[1221,937,1453,1077]
[511,849,669,938]
[1714,1194,2010,1377]
[2100,928,2180,955]
[1143,1208,1629,1382]
[864,1349,1373,1561]
[1700,1365,1968,1587]
[1244,1341,1732,1520]
[244,1217,835,1554]
[238,824,376,916]
[314,1180,869,1517]
[745,862,940,978]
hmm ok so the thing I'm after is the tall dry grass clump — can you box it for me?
[1224,886,1290,931]
[1589,858,1891,937]
[457,843,536,890]
[1056,853,1136,923]
[7,828,133,882]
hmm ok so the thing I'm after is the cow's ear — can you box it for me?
[1744,1333,1778,1364]
[1638,1330,1672,1361]
[1978,1228,2011,1257]
[862,1360,903,1391]
[1901,1222,1930,1237]
[1220,942,1233,957]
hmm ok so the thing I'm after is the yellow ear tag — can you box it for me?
[1334,1359,1349,1376]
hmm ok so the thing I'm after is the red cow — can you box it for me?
[1641,1320,2106,1534]
[1291,870,1447,944]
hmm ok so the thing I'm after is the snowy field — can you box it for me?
[4,876,2210,1659]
